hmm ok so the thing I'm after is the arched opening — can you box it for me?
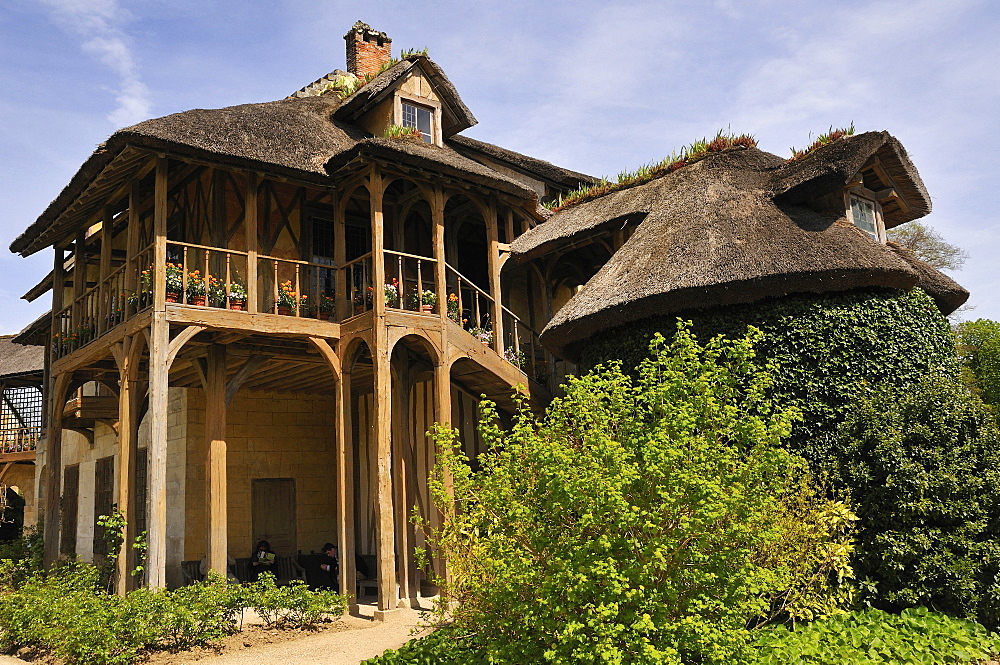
[382,179,435,313]
[389,334,441,602]
[342,186,373,316]
[444,194,491,334]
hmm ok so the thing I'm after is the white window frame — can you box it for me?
[400,100,434,144]
[847,192,886,243]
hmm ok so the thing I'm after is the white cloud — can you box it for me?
[38,0,151,127]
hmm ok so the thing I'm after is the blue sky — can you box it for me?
[2,0,998,335]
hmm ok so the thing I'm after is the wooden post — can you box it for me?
[432,359,452,586]
[153,158,168,313]
[100,206,114,335]
[71,230,86,332]
[245,172,258,314]
[125,181,140,316]
[147,156,170,588]
[205,343,228,576]
[42,372,71,570]
[487,200,503,355]
[113,336,143,593]
[367,166,398,615]
[370,167,386,319]
[337,359,357,608]
[334,192,348,321]
[391,360,415,606]
[433,188,447,326]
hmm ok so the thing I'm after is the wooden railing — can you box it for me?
[384,250,437,314]
[445,264,494,343]
[343,252,373,317]
[0,427,40,454]
[167,241,251,311]
[501,305,552,386]
[258,253,336,319]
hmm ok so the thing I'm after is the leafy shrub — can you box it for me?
[956,318,1000,409]
[245,572,347,628]
[579,288,958,466]
[0,526,43,589]
[0,563,347,663]
[159,573,244,649]
[363,626,486,664]
[753,607,1000,664]
[406,326,853,664]
[833,374,1000,628]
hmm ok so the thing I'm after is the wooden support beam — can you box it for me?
[43,371,72,570]
[153,158,168,313]
[205,344,228,577]
[246,172,259,314]
[432,359,453,586]
[113,334,144,593]
[146,314,170,588]
[337,360,357,609]
[487,199,503,355]
[225,354,270,407]
[165,326,207,370]
[0,462,14,486]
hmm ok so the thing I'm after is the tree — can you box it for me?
[833,374,1000,628]
[415,326,854,664]
[955,318,1000,408]
[887,221,968,271]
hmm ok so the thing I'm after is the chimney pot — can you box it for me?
[344,21,392,79]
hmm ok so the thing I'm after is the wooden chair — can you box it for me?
[179,560,203,585]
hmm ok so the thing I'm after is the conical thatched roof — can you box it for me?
[518,133,966,359]
[10,58,536,257]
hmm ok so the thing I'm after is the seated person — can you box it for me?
[317,542,339,592]
[248,539,276,582]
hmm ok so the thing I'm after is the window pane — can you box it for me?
[417,107,432,143]
[851,197,877,236]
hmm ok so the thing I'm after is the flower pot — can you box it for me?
[191,295,206,306]
[421,304,434,314]
[229,301,245,311]
[277,306,293,316]
[165,292,179,303]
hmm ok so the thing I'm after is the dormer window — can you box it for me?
[402,101,433,144]
[849,194,885,242]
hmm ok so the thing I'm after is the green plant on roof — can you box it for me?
[320,73,363,100]
[383,124,423,140]
[787,123,856,162]
[543,130,757,212]
[399,47,428,59]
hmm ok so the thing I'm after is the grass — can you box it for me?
[543,130,757,212]
[787,123,855,162]
[319,48,430,100]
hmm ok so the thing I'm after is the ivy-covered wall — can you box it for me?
[579,288,958,462]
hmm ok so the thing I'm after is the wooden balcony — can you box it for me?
[50,240,560,392]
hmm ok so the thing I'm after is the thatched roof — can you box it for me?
[0,336,43,379]
[773,131,930,228]
[524,133,962,360]
[447,135,598,190]
[10,59,536,258]
[885,242,969,313]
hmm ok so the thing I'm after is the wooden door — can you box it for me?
[251,478,297,556]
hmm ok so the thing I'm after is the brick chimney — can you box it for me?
[344,21,392,79]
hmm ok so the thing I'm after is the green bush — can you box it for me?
[0,563,347,663]
[753,608,1000,664]
[363,626,486,664]
[245,572,348,628]
[956,318,1000,409]
[400,326,854,664]
[579,288,958,465]
[833,374,1000,627]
